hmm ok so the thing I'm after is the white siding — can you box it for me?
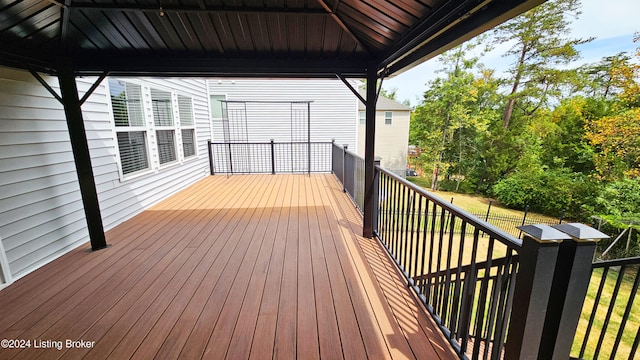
[357,110,411,175]
[0,67,210,282]
[208,79,358,147]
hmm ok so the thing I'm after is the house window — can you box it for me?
[151,89,176,165]
[109,79,150,175]
[178,95,196,158]
[109,79,198,179]
[385,111,393,125]
[359,111,365,124]
[210,94,226,119]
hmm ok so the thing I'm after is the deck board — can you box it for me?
[0,174,456,360]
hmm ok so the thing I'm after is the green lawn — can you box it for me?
[404,176,639,359]
[572,267,639,359]
[406,176,557,221]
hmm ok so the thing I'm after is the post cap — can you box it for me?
[552,223,610,242]
[517,224,572,243]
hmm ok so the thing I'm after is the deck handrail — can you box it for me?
[573,256,640,359]
[208,140,333,175]
[375,166,522,249]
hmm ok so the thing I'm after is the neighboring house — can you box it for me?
[356,94,412,176]
[0,73,360,287]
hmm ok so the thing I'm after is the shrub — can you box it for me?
[492,168,598,218]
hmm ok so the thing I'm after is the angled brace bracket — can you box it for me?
[30,70,109,106]
[337,68,387,107]
[337,74,366,105]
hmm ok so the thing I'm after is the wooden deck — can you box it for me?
[0,174,456,360]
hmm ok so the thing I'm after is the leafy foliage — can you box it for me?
[492,168,597,218]
[406,2,639,255]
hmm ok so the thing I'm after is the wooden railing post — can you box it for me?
[505,225,568,360]
[538,223,608,360]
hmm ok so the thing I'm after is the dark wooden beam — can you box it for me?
[316,0,371,54]
[67,4,329,15]
[381,0,545,75]
[57,67,108,251]
[362,65,378,238]
[70,56,369,78]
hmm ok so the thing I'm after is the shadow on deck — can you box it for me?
[0,174,456,359]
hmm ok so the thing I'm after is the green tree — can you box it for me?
[410,43,498,190]
[576,53,632,99]
[491,0,591,129]
[586,36,640,179]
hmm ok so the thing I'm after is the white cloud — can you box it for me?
[572,0,638,40]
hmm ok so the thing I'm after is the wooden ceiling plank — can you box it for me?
[315,0,370,55]
[188,13,224,52]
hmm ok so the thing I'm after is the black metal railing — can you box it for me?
[572,256,640,360]
[375,166,523,359]
[468,211,560,238]
[331,143,365,212]
[209,140,333,175]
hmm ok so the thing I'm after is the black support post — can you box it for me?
[538,238,597,360]
[207,140,214,175]
[505,235,560,359]
[372,157,381,234]
[363,66,378,238]
[58,68,108,251]
[342,144,348,192]
[270,139,276,175]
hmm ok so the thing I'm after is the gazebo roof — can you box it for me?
[0,0,544,77]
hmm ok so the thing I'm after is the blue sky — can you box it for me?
[384,0,638,106]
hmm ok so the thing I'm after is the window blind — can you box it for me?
[151,89,173,127]
[178,95,194,126]
[110,79,143,127]
[182,129,195,158]
[117,132,149,175]
[156,130,177,164]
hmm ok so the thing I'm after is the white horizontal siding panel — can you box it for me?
[4,208,85,252]
[0,142,73,160]
[0,119,69,132]
[1,67,210,282]
[1,201,84,240]
[0,162,76,185]
[0,131,73,145]
[8,225,88,277]
[0,183,82,224]
[208,79,357,147]
[0,171,78,200]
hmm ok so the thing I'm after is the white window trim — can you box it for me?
[177,94,198,161]
[107,79,153,181]
[210,93,227,143]
[150,87,178,169]
[0,235,13,290]
[107,79,199,182]
[385,111,393,125]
